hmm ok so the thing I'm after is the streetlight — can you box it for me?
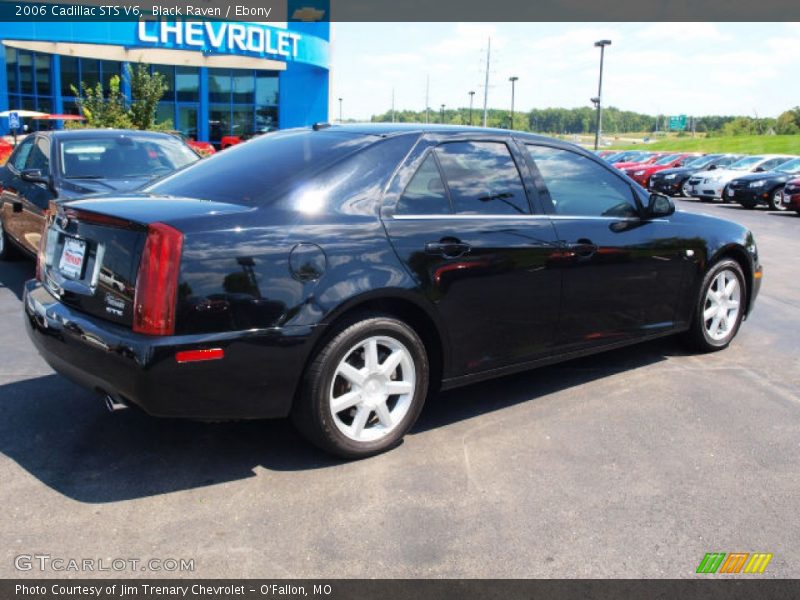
[593,39,611,150]
[508,76,518,130]
[338,97,343,123]
[440,103,445,124]
[468,90,475,126]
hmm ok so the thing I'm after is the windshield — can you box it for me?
[618,151,646,162]
[654,154,680,165]
[685,155,718,168]
[728,156,764,170]
[60,135,199,179]
[777,158,800,174]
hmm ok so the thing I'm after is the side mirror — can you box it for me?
[647,193,675,218]
[674,162,683,167]
[20,168,47,184]
[754,166,765,173]
[708,164,717,170]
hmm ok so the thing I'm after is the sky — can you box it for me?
[329,22,800,121]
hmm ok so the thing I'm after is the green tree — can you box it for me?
[775,108,800,135]
[127,63,170,130]
[70,75,132,129]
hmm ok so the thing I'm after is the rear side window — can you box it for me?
[395,153,450,215]
[435,141,530,215]
[526,145,638,218]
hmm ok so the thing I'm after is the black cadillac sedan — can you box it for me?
[649,153,741,196]
[0,129,199,259]
[725,156,800,210]
[23,124,762,458]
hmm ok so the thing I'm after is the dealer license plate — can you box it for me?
[727,188,734,197]
[59,236,86,279]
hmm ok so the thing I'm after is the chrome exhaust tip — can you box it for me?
[104,394,128,412]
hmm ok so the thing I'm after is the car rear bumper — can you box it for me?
[24,279,316,419]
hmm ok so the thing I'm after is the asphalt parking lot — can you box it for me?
[1,199,798,579]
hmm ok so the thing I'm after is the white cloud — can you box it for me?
[635,22,731,42]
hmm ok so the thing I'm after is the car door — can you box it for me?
[523,143,689,350]
[381,135,562,376]
[0,135,55,254]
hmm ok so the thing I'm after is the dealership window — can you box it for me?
[206,69,280,147]
[434,142,530,215]
[60,56,79,96]
[526,145,637,218]
[5,47,54,130]
[175,67,199,102]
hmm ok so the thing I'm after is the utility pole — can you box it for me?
[338,97,342,123]
[593,39,611,150]
[509,76,518,130]
[440,104,445,123]
[425,74,430,124]
[482,36,491,127]
[468,90,475,126]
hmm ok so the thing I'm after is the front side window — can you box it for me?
[527,145,638,218]
[396,153,450,215]
[434,141,529,215]
[26,137,50,174]
[10,137,35,171]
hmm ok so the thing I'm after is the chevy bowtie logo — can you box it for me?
[292,7,326,21]
[696,552,773,574]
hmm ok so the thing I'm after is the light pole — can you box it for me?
[509,76,518,130]
[593,39,611,150]
[468,91,475,126]
[440,103,445,124]
[338,97,343,123]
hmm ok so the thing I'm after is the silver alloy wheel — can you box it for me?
[329,335,416,443]
[772,189,787,211]
[703,269,741,341]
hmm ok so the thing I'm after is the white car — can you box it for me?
[684,155,795,201]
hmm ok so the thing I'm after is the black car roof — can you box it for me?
[316,122,575,146]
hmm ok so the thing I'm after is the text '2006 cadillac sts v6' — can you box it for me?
[24,124,762,458]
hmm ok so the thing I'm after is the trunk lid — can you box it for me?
[40,194,252,328]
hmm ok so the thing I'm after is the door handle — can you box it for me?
[425,239,471,258]
[566,239,598,257]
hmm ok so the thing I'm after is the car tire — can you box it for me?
[683,258,746,353]
[292,314,429,459]
[768,188,786,211]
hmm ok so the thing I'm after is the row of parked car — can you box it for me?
[597,149,800,214]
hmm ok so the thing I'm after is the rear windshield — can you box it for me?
[145,129,376,205]
[60,135,198,179]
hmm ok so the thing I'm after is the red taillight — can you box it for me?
[133,222,183,336]
[175,348,224,363]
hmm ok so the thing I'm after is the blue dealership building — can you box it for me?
[0,12,330,146]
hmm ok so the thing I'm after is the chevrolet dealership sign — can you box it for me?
[137,21,303,60]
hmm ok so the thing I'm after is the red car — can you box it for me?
[782,178,800,214]
[622,153,697,187]
[170,132,216,157]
